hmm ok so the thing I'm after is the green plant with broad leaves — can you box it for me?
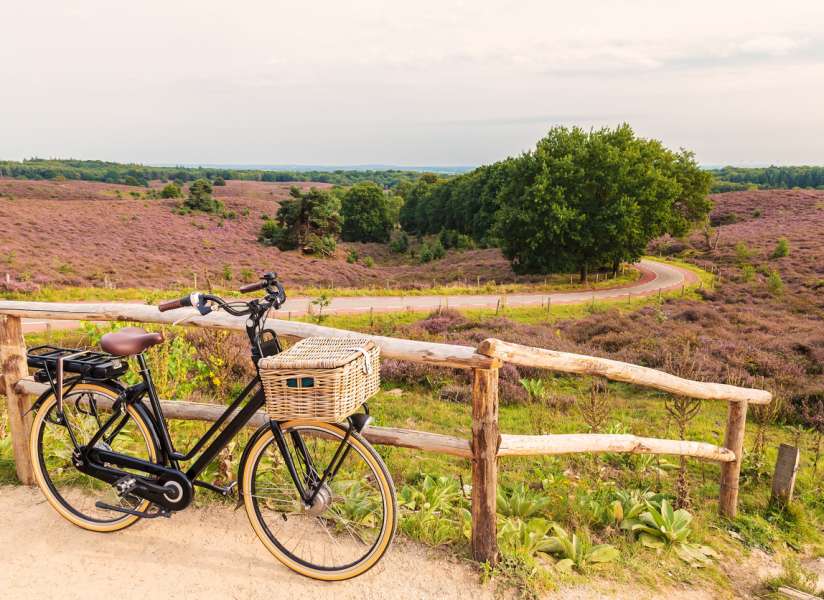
[328,479,382,531]
[497,517,556,558]
[519,378,548,403]
[614,489,666,529]
[626,499,718,567]
[497,482,552,519]
[398,474,467,546]
[544,524,620,573]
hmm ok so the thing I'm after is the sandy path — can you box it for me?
[0,485,492,600]
[18,259,696,333]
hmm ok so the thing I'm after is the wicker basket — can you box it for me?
[258,336,380,421]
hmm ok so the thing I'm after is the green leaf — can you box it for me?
[588,544,620,564]
[555,558,575,573]
[639,532,665,549]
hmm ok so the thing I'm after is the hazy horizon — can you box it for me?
[3,1,824,166]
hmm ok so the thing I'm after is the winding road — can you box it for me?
[20,259,697,333]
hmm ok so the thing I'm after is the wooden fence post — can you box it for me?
[0,315,35,484]
[719,400,748,517]
[471,367,500,565]
[771,444,801,506]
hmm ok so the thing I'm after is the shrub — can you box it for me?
[123,175,145,187]
[363,256,374,268]
[735,242,753,263]
[439,229,474,250]
[767,269,784,295]
[771,237,790,259]
[346,250,359,264]
[740,264,756,282]
[160,183,183,198]
[389,231,410,253]
[419,240,445,263]
[305,233,337,257]
[258,219,291,248]
[212,176,226,186]
[184,179,223,213]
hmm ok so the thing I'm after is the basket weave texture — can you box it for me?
[258,336,380,421]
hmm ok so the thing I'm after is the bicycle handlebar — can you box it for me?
[158,293,196,312]
[157,273,286,315]
[239,281,266,293]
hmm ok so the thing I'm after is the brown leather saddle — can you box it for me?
[100,327,164,357]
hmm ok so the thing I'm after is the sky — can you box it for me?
[2,0,824,167]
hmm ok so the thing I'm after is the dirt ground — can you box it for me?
[1,485,786,600]
[0,485,492,600]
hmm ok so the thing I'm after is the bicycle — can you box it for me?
[26,272,397,581]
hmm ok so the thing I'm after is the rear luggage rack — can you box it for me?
[27,345,128,379]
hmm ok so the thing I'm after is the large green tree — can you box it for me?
[494,125,711,280]
[340,182,394,242]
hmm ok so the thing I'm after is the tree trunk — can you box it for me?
[579,263,588,283]
[612,259,620,278]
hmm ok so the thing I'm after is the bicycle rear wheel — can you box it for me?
[29,382,159,532]
[241,420,397,580]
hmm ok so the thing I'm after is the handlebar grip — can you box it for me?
[158,295,194,312]
[239,281,266,293]
[158,299,183,312]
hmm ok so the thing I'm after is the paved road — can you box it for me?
[21,259,696,333]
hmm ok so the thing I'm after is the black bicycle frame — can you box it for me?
[69,284,357,513]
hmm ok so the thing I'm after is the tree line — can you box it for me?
[0,158,425,188]
[709,165,824,191]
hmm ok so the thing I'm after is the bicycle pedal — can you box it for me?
[95,501,171,519]
[114,476,137,496]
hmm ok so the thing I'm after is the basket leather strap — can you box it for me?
[346,347,373,375]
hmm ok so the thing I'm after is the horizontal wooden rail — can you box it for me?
[16,377,733,462]
[498,433,735,462]
[0,301,496,370]
[15,378,473,458]
[478,338,771,405]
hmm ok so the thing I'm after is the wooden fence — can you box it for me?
[0,301,771,564]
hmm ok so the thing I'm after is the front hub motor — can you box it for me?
[304,483,332,516]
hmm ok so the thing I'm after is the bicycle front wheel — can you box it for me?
[241,420,397,580]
